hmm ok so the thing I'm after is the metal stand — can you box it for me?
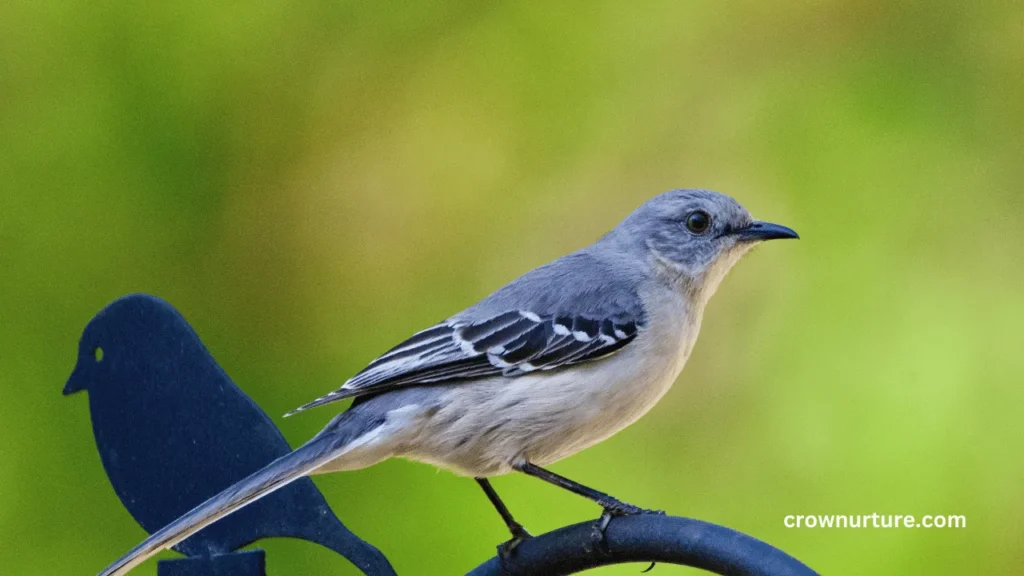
[466,515,817,576]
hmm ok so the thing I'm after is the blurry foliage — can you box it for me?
[1,1,1022,574]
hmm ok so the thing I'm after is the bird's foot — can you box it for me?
[589,500,664,551]
[497,522,533,559]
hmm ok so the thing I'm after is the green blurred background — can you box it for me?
[2,1,1022,574]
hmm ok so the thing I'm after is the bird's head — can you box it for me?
[64,314,109,397]
[64,294,191,398]
[608,189,798,300]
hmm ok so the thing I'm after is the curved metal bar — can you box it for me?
[466,514,817,576]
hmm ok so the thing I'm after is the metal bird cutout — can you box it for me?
[64,294,395,576]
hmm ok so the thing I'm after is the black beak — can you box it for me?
[63,366,85,396]
[730,220,799,242]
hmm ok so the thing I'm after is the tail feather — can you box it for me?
[283,387,360,417]
[97,434,343,576]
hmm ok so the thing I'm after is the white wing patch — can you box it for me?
[572,331,593,342]
[519,310,542,322]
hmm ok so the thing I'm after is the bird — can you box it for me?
[64,294,396,575]
[97,189,798,575]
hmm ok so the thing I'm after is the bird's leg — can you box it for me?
[514,462,663,544]
[475,478,532,557]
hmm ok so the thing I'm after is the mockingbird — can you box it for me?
[96,189,797,575]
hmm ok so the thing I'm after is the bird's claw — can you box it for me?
[589,501,664,552]
[497,523,533,560]
[600,498,664,517]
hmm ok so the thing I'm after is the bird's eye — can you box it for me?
[93,346,104,362]
[685,211,711,234]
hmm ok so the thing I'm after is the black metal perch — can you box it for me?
[66,294,816,576]
[466,514,816,576]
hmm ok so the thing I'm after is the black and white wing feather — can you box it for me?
[286,310,642,415]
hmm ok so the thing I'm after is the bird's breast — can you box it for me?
[580,286,701,434]
[529,285,702,462]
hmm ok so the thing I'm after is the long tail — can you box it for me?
[98,432,345,576]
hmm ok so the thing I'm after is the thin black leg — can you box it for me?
[475,478,531,540]
[515,462,660,517]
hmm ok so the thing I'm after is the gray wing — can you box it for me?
[287,251,647,415]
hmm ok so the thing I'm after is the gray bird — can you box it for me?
[99,189,798,575]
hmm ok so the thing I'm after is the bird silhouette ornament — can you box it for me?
[64,294,395,576]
